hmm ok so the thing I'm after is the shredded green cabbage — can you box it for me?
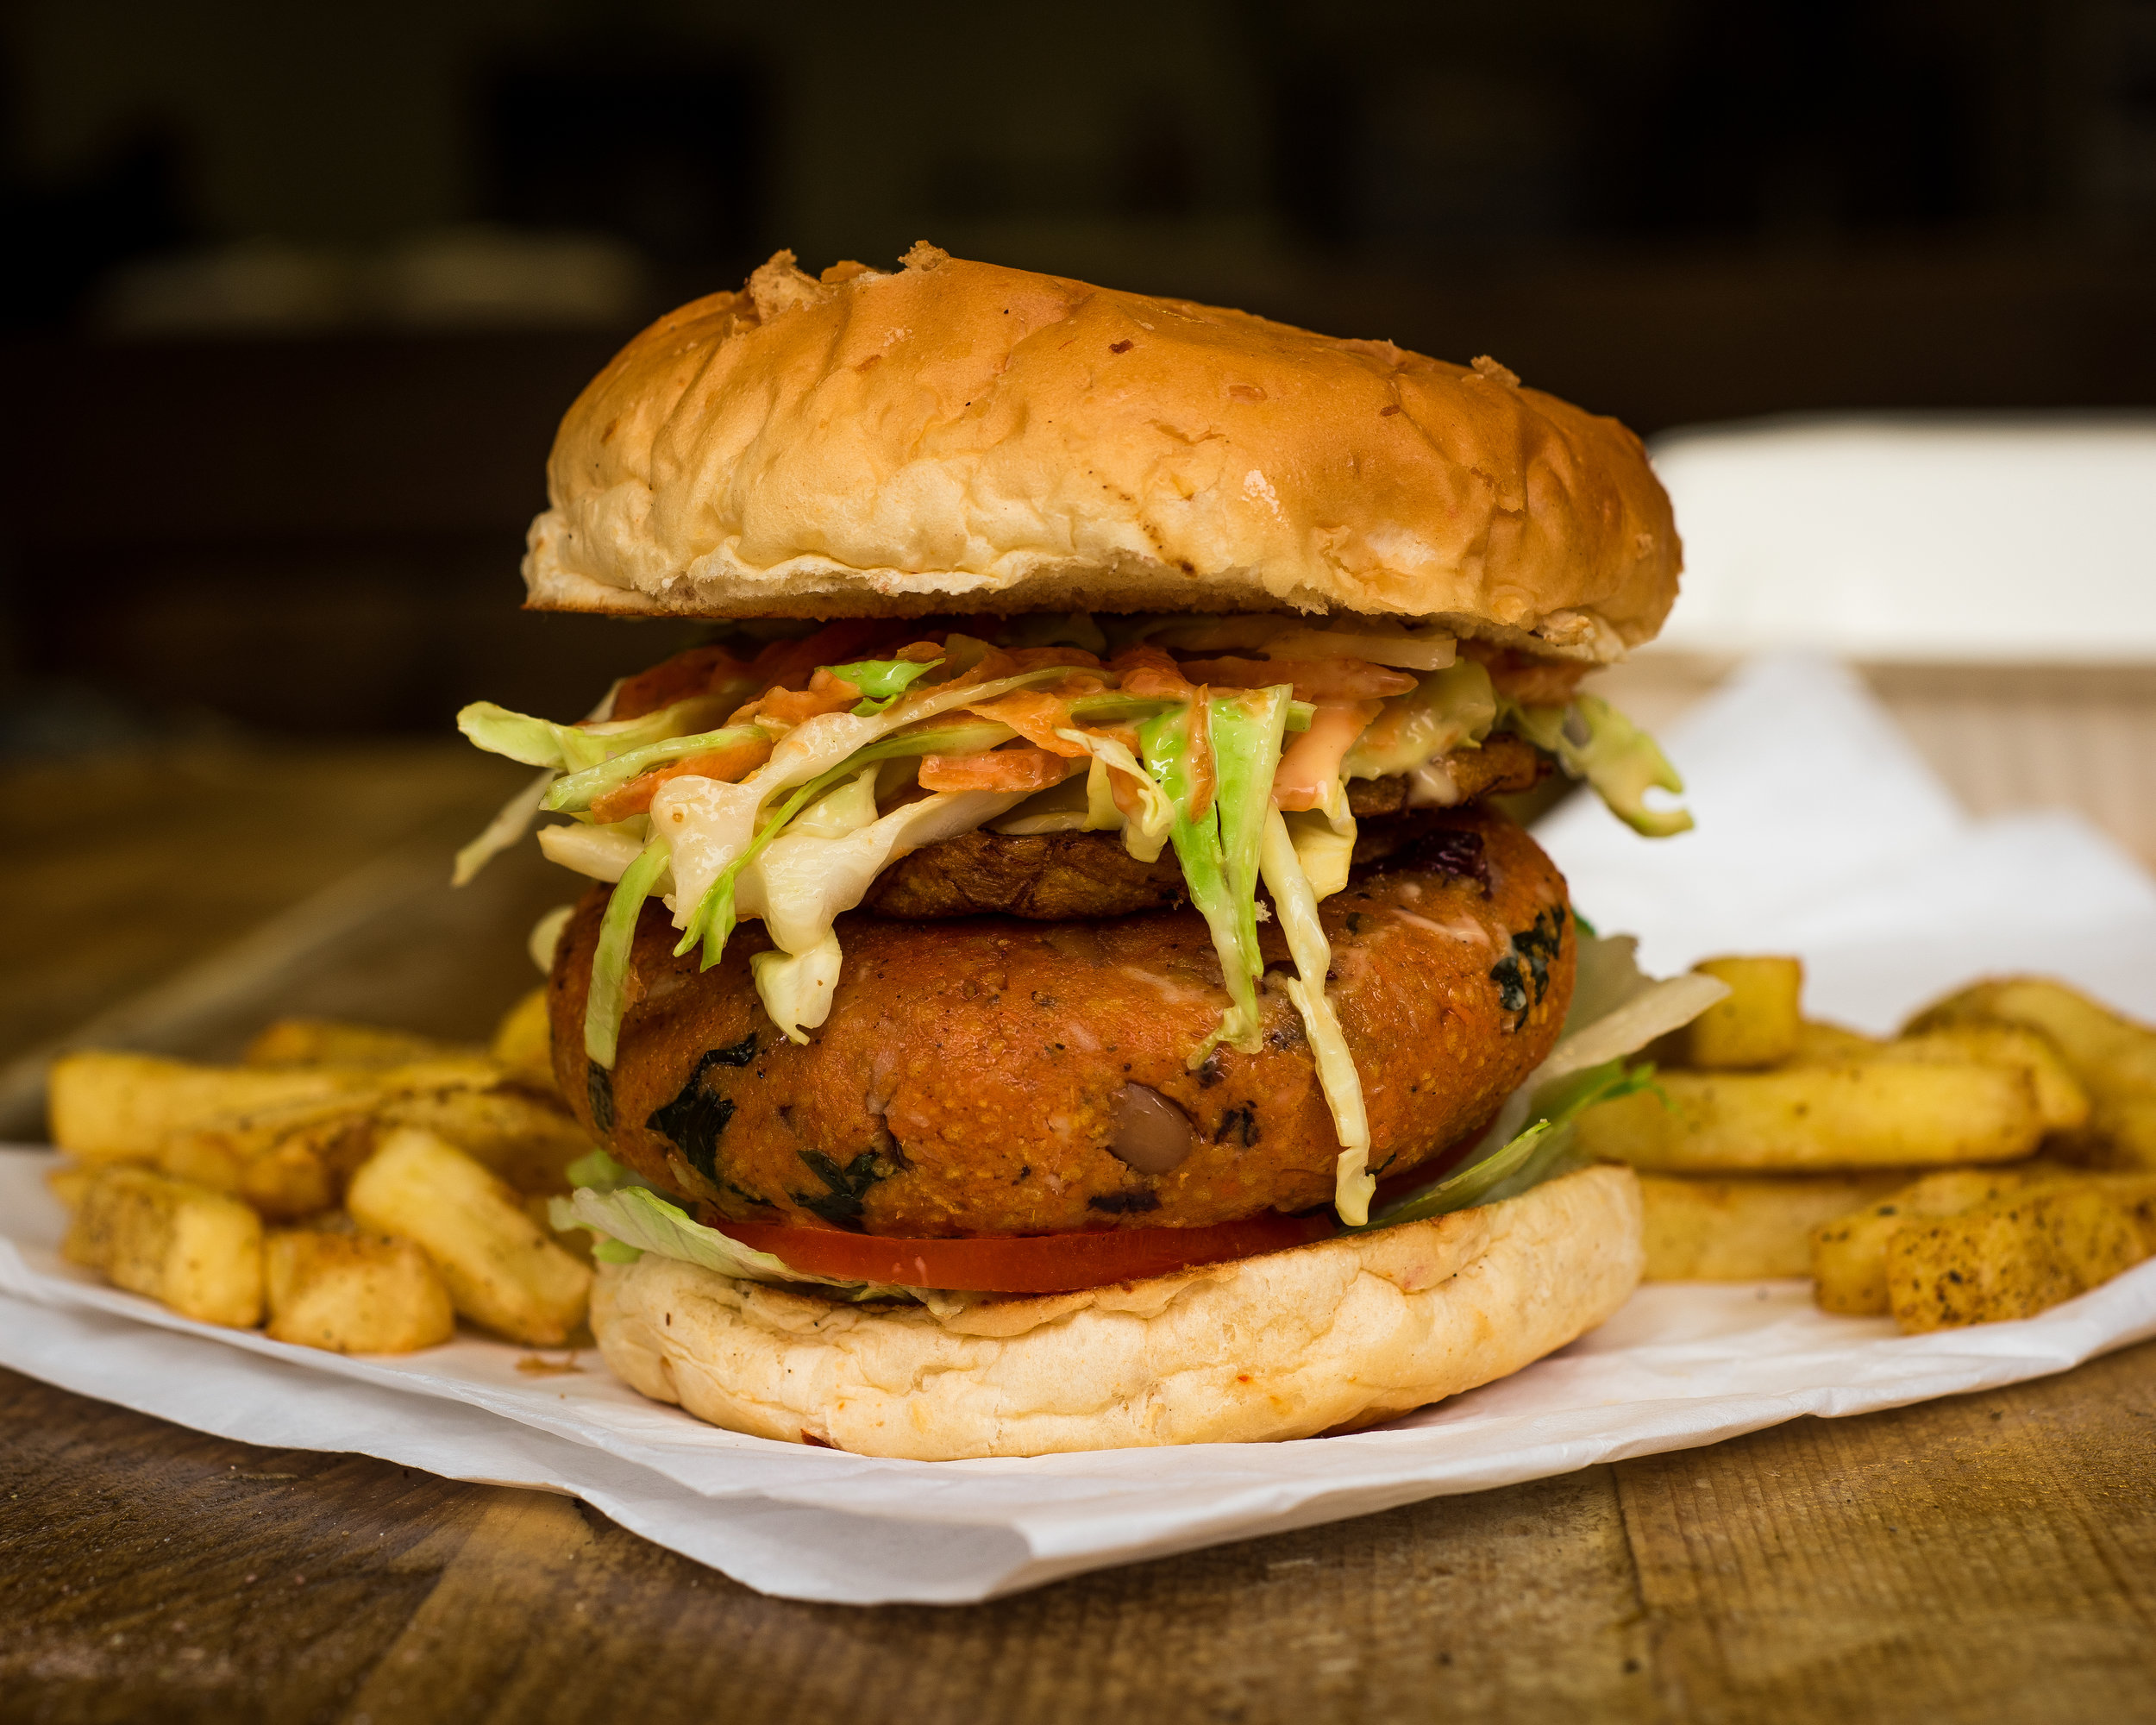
[1343,659,1497,779]
[673,714,1023,969]
[1257,807,1373,1222]
[1503,694,1693,837]
[826,655,942,713]
[459,693,742,774]
[1138,687,1292,1062]
[542,723,771,814]
[667,668,1074,968]
[583,837,672,1069]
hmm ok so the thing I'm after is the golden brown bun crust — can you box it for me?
[525,245,1679,662]
[589,1164,1643,1458]
[550,807,1576,1235]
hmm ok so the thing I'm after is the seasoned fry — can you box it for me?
[245,1019,477,1069]
[1864,1026,2090,1135]
[230,1117,379,1222]
[347,1128,591,1345]
[375,1087,590,1195]
[1576,1063,2046,1173]
[156,1095,381,1195]
[62,1166,264,1328]
[1887,1186,2146,1333]
[265,1229,455,1353]
[2081,1173,2156,1256]
[1809,1168,2050,1315]
[1639,1170,1910,1280]
[46,1164,95,1211]
[1684,956,1804,1070]
[1907,977,2156,1169]
[489,988,556,1094]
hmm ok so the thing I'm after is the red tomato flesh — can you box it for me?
[711,1213,1337,1293]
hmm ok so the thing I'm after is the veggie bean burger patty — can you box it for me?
[454,245,1706,1457]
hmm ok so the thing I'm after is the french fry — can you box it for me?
[47,1054,375,1164]
[1887,1186,2147,1333]
[2069,1173,2156,1257]
[265,1228,455,1352]
[1789,1020,1884,1063]
[489,988,556,1094]
[47,1052,500,1166]
[245,1019,477,1069]
[1576,1062,2046,1173]
[46,1164,95,1211]
[62,1166,264,1327]
[1639,1170,1911,1280]
[376,1086,591,1195]
[156,1094,383,1195]
[1907,977,2156,1168]
[1864,1026,2090,1136]
[1809,1168,2051,1314]
[347,1128,591,1345]
[1684,956,1804,1069]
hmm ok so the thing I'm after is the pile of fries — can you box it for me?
[1583,961,2156,1331]
[43,989,598,1353]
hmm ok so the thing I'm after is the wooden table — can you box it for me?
[7,664,2156,1722]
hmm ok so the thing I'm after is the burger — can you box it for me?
[456,243,1714,1459]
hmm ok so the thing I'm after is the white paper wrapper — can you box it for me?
[7,654,2156,1605]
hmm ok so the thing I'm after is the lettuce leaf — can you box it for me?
[1357,1059,1656,1231]
[551,1185,906,1300]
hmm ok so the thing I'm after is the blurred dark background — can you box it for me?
[3,0,2153,744]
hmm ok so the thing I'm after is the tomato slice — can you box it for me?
[711,1212,1337,1293]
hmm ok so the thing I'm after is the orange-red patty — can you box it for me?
[550,806,1575,1236]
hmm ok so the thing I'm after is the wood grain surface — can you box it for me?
[5,1346,2154,1724]
[7,664,2156,1722]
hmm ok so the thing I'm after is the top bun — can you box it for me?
[524,244,1680,662]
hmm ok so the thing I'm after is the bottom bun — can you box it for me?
[590,1164,1643,1459]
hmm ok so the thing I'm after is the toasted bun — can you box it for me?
[589,1165,1642,1459]
[525,246,1679,662]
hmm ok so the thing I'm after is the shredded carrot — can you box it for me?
[1006,646,1106,672]
[1082,723,1156,823]
[966,674,1108,756]
[608,645,755,721]
[1106,645,1197,700]
[1184,691,1217,823]
[589,736,776,823]
[733,666,864,726]
[917,748,1077,794]
[1171,656,1416,701]
[745,620,910,694]
[1272,700,1382,811]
